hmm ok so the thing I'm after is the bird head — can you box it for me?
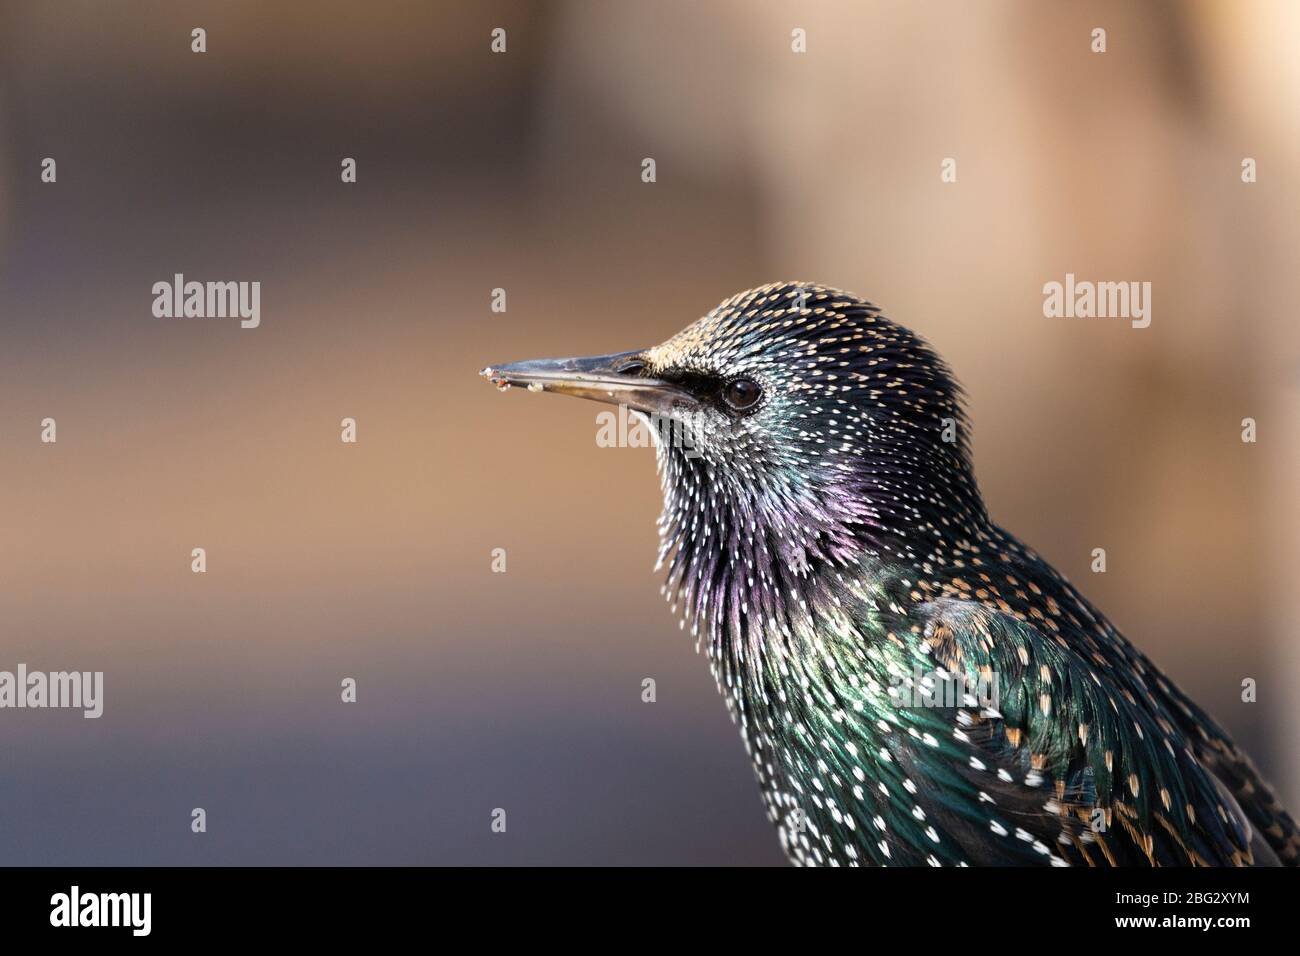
[482,282,986,579]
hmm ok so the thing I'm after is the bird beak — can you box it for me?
[480,350,697,417]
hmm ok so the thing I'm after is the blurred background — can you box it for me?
[0,0,1297,865]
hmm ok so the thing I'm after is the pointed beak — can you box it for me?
[480,350,697,417]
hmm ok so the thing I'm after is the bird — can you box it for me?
[481,281,1299,867]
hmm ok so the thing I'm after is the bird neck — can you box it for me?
[654,442,989,694]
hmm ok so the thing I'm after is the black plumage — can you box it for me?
[484,282,1299,866]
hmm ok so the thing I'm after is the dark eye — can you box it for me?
[722,377,763,411]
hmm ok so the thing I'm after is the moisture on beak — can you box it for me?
[480,350,697,417]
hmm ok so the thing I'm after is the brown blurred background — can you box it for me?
[0,0,1296,864]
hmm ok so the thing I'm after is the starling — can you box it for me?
[482,282,1299,867]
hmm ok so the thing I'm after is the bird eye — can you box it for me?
[722,377,763,411]
[617,360,647,377]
